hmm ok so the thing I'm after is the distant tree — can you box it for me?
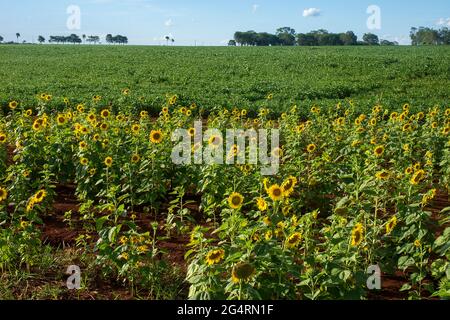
[171,38,175,45]
[87,35,100,44]
[276,27,296,46]
[380,39,398,46]
[38,35,45,44]
[439,27,450,45]
[297,33,318,46]
[16,33,20,43]
[0,35,3,43]
[82,34,86,43]
[106,34,113,44]
[165,36,170,46]
[228,40,236,46]
[339,31,358,45]
[410,27,440,45]
[363,33,379,45]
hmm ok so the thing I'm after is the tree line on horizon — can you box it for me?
[0,33,127,45]
[230,26,450,46]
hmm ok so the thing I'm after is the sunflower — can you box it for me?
[100,123,108,131]
[373,145,385,157]
[131,154,141,164]
[93,95,102,102]
[56,114,66,125]
[100,109,110,118]
[414,239,421,248]
[443,126,450,135]
[187,128,196,137]
[32,120,41,131]
[169,95,177,105]
[385,216,398,234]
[77,104,85,113]
[104,156,113,167]
[122,88,130,95]
[205,249,225,265]
[405,166,413,175]
[25,109,33,117]
[80,157,88,166]
[208,135,222,148]
[232,263,255,283]
[228,192,244,210]
[79,141,87,150]
[33,189,47,204]
[131,124,140,134]
[150,130,164,144]
[351,223,364,247]
[140,111,148,118]
[0,187,7,202]
[256,197,268,211]
[0,133,6,144]
[266,93,274,100]
[281,176,298,196]
[402,123,412,132]
[267,184,284,202]
[306,144,316,154]
[162,107,169,114]
[285,232,302,249]
[375,170,390,180]
[87,113,96,122]
[410,170,425,185]
[9,101,18,110]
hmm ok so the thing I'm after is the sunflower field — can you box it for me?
[0,46,449,300]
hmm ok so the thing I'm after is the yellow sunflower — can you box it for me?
[0,133,6,144]
[0,187,7,202]
[373,145,385,157]
[410,170,425,185]
[100,109,110,118]
[150,130,164,144]
[104,156,113,167]
[228,192,244,210]
[205,249,225,265]
[9,101,18,110]
[208,135,222,148]
[131,154,141,164]
[306,144,316,154]
[351,223,364,247]
[385,216,398,235]
[285,232,302,249]
[281,176,298,197]
[33,189,47,204]
[267,184,284,202]
[256,197,268,211]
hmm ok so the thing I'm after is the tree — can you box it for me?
[0,35,3,43]
[380,39,398,46]
[410,27,440,45]
[276,27,296,46]
[16,33,20,43]
[439,27,450,45]
[363,33,379,45]
[339,31,358,45]
[38,35,45,44]
[87,35,100,44]
[228,40,236,46]
[165,36,170,46]
[106,34,113,44]
[171,38,175,45]
[82,34,86,43]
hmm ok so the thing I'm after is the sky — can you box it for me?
[0,0,449,45]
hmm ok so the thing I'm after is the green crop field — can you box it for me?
[1,45,449,115]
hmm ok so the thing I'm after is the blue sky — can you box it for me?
[0,0,449,45]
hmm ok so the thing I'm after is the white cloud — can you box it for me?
[165,18,173,27]
[252,4,259,14]
[303,8,321,17]
[436,18,450,26]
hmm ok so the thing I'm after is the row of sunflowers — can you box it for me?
[0,93,449,299]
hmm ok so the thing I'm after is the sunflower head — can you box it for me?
[286,232,302,249]
[205,249,225,265]
[256,197,268,211]
[410,170,425,185]
[228,192,244,210]
[306,144,316,154]
[0,187,8,202]
[0,133,6,144]
[33,189,47,204]
[385,216,398,234]
[351,223,364,247]
[374,145,385,157]
[267,184,284,202]
[150,130,164,144]
[9,101,18,110]
[131,154,141,164]
[104,156,113,167]
[281,176,298,196]
[232,262,255,283]
[208,135,222,148]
